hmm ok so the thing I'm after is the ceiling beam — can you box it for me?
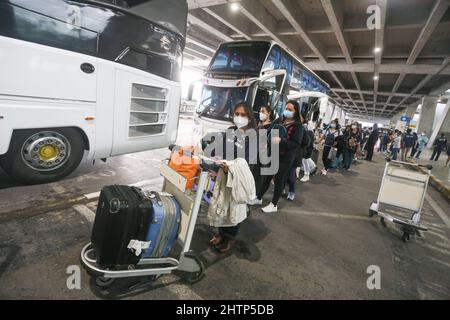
[237,0,292,52]
[320,0,352,64]
[372,0,387,118]
[382,73,406,113]
[271,0,326,62]
[320,0,365,114]
[184,46,212,60]
[382,0,450,113]
[188,13,234,42]
[186,36,218,53]
[388,57,450,115]
[187,0,229,10]
[304,62,450,75]
[331,88,424,98]
[407,0,450,65]
[202,7,252,40]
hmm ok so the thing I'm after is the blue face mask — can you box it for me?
[330,124,336,129]
[283,110,294,119]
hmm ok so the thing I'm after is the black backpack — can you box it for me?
[301,127,312,149]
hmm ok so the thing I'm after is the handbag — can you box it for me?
[168,146,199,190]
[327,147,337,161]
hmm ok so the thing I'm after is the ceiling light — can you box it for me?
[374,76,379,80]
[230,3,239,11]
[374,47,382,53]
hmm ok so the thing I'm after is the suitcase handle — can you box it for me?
[148,191,163,206]
[109,198,128,214]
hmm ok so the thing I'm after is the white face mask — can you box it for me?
[234,116,249,129]
[259,113,268,122]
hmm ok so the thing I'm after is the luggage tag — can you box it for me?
[127,239,151,256]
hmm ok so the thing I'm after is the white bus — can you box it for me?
[0,0,188,184]
[193,40,330,135]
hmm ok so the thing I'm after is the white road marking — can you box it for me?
[428,257,450,269]
[427,230,450,242]
[281,208,371,221]
[125,154,164,162]
[425,194,450,229]
[84,191,100,199]
[83,177,164,200]
[421,243,450,256]
[73,204,95,223]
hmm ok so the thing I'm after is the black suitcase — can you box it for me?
[91,185,153,269]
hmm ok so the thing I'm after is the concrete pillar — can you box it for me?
[417,97,437,137]
[428,99,450,146]
[440,100,450,136]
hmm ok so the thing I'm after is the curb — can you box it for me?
[415,165,450,201]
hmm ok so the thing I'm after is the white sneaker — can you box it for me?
[300,174,310,182]
[287,192,295,201]
[248,198,263,205]
[262,202,278,213]
[321,169,327,176]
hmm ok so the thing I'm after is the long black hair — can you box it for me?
[260,105,276,122]
[285,99,302,123]
[233,101,257,129]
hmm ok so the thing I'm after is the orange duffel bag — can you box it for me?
[168,146,199,190]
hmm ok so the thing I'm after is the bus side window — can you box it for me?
[262,46,280,70]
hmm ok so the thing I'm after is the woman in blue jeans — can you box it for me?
[342,123,360,170]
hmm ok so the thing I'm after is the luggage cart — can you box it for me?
[80,160,209,287]
[369,159,432,242]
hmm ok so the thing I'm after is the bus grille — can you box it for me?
[128,83,168,138]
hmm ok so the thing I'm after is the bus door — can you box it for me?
[249,70,286,117]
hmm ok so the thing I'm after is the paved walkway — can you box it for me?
[414,148,450,187]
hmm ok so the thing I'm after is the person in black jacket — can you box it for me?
[430,133,448,161]
[257,100,303,213]
[248,105,286,206]
[299,125,316,182]
[342,123,360,170]
[365,124,379,161]
[284,112,307,199]
[445,140,450,167]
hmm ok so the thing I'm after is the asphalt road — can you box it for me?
[0,119,449,299]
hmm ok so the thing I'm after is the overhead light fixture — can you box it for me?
[230,3,239,11]
[374,75,379,80]
[374,47,382,53]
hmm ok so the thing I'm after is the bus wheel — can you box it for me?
[5,128,85,184]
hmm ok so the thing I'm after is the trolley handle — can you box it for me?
[417,164,433,171]
[387,159,431,169]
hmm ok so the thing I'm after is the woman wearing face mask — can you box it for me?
[204,102,257,253]
[255,100,303,213]
[248,106,285,205]
[342,123,360,170]
[319,120,340,175]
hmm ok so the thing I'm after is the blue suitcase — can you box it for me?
[142,191,181,258]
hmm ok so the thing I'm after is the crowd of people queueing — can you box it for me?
[201,100,372,252]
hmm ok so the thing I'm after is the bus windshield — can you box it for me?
[208,42,271,74]
[197,86,248,121]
